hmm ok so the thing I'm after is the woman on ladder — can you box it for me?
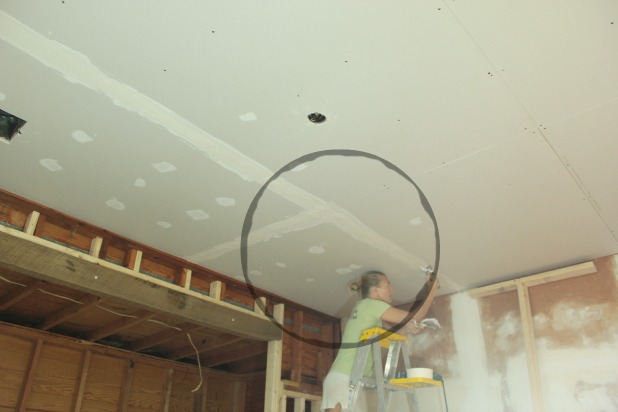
[321,271,440,412]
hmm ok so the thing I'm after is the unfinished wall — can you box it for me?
[0,321,245,412]
[398,255,618,412]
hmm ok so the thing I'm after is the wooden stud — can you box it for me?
[38,295,100,331]
[24,211,40,235]
[264,303,284,412]
[161,368,174,412]
[468,261,596,298]
[72,350,91,412]
[0,229,281,342]
[254,296,267,315]
[294,397,306,412]
[279,394,287,412]
[17,338,43,412]
[130,323,202,352]
[202,342,267,367]
[0,279,45,310]
[89,236,103,258]
[210,280,222,300]
[125,248,143,272]
[233,381,246,412]
[170,333,244,361]
[118,359,135,412]
[86,309,155,341]
[291,310,304,385]
[179,268,192,289]
[517,282,544,412]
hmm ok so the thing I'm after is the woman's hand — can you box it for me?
[405,319,423,334]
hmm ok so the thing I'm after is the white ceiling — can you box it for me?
[1,1,617,317]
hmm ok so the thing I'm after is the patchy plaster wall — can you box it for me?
[392,255,618,412]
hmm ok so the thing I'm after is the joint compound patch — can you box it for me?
[40,159,62,172]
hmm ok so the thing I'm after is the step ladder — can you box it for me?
[347,327,442,412]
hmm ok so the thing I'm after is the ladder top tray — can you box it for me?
[359,327,407,348]
[388,377,443,388]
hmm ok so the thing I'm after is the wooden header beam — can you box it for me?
[468,261,597,298]
[0,226,281,342]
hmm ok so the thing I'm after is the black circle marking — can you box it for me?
[241,149,440,349]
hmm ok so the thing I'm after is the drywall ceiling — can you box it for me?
[1,1,617,317]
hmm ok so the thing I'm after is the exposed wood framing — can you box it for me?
[24,211,40,235]
[86,309,156,341]
[125,248,143,271]
[180,268,192,289]
[118,359,136,412]
[0,226,281,341]
[72,350,91,412]
[130,323,202,352]
[170,333,245,361]
[210,280,222,300]
[468,261,597,298]
[162,368,174,412]
[518,282,544,412]
[202,342,268,367]
[265,303,285,412]
[468,260,598,412]
[38,294,100,330]
[17,338,43,412]
[0,278,44,310]
[291,310,303,385]
[89,236,103,257]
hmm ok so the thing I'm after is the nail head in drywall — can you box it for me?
[40,159,63,172]
[216,197,236,207]
[239,112,257,122]
[156,221,172,229]
[106,198,126,211]
[308,112,326,123]
[151,161,177,173]
[186,209,209,220]
[71,130,94,143]
[134,178,146,188]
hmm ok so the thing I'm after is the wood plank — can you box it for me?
[130,323,202,352]
[86,309,155,341]
[118,359,135,412]
[0,279,44,310]
[0,228,281,342]
[179,268,192,289]
[201,342,267,367]
[89,236,103,258]
[38,295,100,331]
[72,350,91,412]
[291,310,303,385]
[170,333,245,361]
[294,397,306,412]
[24,211,40,235]
[210,280,222,300]
[16,339,43,412]
[125,248,143,271]
[517,283,544,412]
[161,368,173,412]
[468,261,596,298]
[264,303,284,412]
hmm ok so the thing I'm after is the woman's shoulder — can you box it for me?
[357,298,391,310]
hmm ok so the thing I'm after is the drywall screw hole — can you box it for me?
[308,112,326,123]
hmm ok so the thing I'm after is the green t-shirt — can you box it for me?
[330,298,391,376]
